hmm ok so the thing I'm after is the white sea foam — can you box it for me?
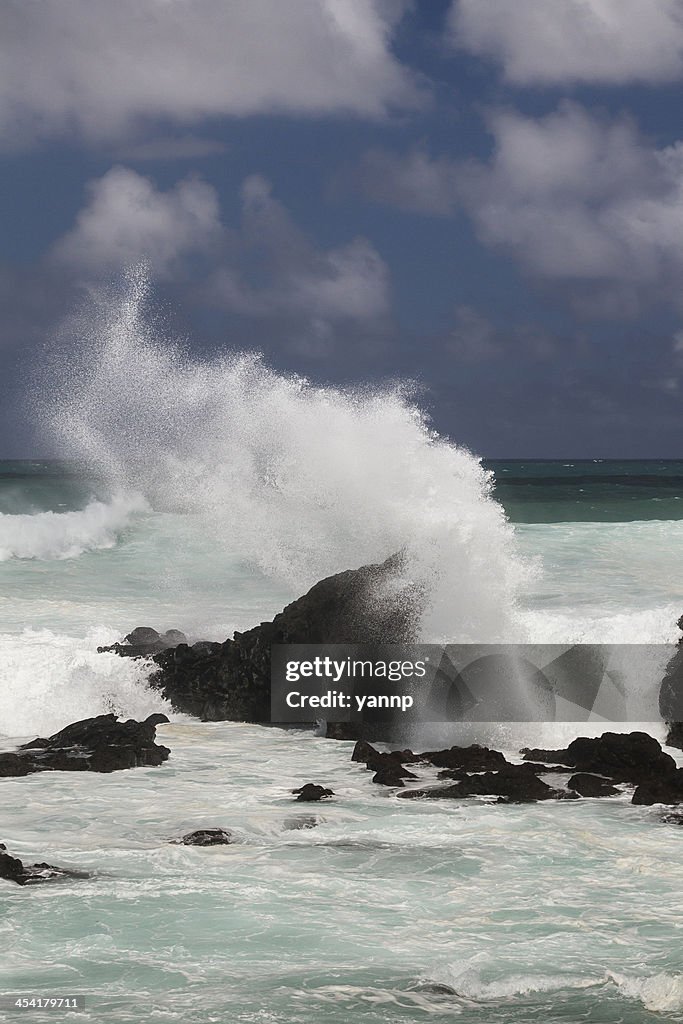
[0,628,172,737]
[33,266,533,643]
[0,493,147,561]
[609,971,683,1012]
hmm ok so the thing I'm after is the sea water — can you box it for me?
[1,275,682,1022]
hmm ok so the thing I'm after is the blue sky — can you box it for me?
[1,0,682,457]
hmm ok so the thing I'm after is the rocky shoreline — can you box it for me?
[4,555,683,887]
[3,718,683,885]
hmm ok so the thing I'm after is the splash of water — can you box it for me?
[0,493,147,561]
[33,266,532,643]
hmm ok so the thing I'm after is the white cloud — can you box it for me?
[459,105,683,295]
[207,175,390,321]
[1,0,421,149]
[450,0,683,84]
[51,168,390,328]
[51,167,223,277]
[357,103,683,313]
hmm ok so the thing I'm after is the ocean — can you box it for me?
[1,285,683,1022]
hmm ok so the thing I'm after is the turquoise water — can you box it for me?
[1,458,683,1022]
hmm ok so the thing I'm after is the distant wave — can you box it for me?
[0,493,147,561]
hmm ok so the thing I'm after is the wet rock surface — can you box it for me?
[521,731,676,784]
[352,732,683,806]
[398,763,574,803]
[567,773,620,798]
[174,829,233,846]
[112,553,421,722]
[98,627,188,658]
[293,783,334,802]
[0,844,90,886]
[0,714,170,777]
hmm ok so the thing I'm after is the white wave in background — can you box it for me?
[0,493,147,561]
[33,266,533,643]
[0,628,172,737]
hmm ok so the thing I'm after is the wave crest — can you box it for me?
[0,493,147,561]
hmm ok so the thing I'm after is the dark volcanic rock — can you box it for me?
[632,770,683,806]
[372,765,417,787]
[175,829,232,846]
[372,769,404,787]
[567,773,619,798]
[98,627,188,659]
[0,844,89,886]
[521,732,675,784]
[352,740,380,763]
[520,747,574,765]
[666,722,683,750]
[399,764,573,803]
[293,783,334,802]
[423,744,508,772]
[0,714,171,778]
[660,622,683,740]
[149,552,422,722]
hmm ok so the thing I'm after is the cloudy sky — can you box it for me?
[2,0,683,457]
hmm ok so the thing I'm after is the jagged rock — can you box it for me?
[567,773,619,798]
[399,764,574,803]
[423,744,508,772]
[0,714,171,778]
[0,844,89,886]
[521,732,675,784]
[98,627,187,658]
[174,829,232,846]
[372,766,417,787]
[293,783,334,802]
[148,552,422,722]
[352,740,380,763]
[632,770,683,806]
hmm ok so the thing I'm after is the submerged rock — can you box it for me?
[148,552,422,722]
[174,829,232,846]
[0,844,89,886]
[293,783,334,802]
[0,714,170,778]
[283,816,318,830]
[399,764,574,803]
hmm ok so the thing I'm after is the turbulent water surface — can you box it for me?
[1,282,682,1022]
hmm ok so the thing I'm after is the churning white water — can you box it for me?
[33,266,532,646]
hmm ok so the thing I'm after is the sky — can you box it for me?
[1,0,682,457]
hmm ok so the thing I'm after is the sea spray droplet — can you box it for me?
[32,266,533,642]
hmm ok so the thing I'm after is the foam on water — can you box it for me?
[0,628,172,738]
[0,493,147,561]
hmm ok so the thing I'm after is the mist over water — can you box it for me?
[33,267,531,644]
